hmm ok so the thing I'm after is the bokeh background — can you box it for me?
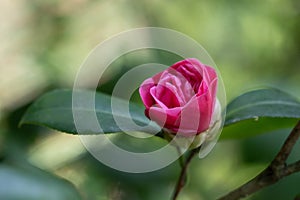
[0,0,299,199]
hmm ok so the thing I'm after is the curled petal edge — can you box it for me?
[163,99,222,151]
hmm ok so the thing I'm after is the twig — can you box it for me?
[218,120,300,200]
[172,148,200,200]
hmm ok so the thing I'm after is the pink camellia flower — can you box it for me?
[139,58,218,137]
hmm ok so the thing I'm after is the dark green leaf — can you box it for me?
[20,89,159,134]
[221,89,300,140]
[0,162,81,200]
[220,117,299,140]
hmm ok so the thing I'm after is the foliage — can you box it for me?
[1,0,300,199]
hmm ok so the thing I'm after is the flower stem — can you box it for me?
[172,148,200,200]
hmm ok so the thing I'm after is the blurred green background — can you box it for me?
[0,0,299,199]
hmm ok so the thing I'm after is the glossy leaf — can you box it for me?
[221,89,300,140]
[0,162,81,200]
[20,89,159,135]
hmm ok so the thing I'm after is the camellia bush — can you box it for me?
[20,58,300,200]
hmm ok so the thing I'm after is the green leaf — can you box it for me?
[0,162,81,200]
[220,117,299,140]
[221,89,300,140]
[20,89,159,134]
